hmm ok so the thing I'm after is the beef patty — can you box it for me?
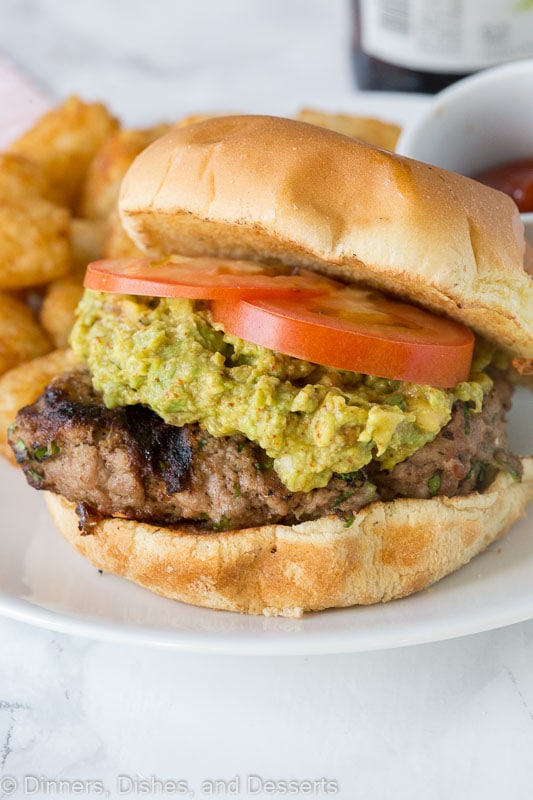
[9,370,521,532]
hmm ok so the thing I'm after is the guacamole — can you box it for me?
[71,291,493,493]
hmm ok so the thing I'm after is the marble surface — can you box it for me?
[1,2,533,798]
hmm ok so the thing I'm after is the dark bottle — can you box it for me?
[352,0,533,94]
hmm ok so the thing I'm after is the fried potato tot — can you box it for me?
[174,113,216,128]
[525,241,533,276]
[0,291,52,376]
[0,348,80,465]
[80,124,171,220]
[9,96,119,209]
[70,217,107,276]
[0,153,56,203]
[297,108,401,152]
[41,217,104,347]
[103,208,146,259]
[40,276,84,348]
[0,198,71,289]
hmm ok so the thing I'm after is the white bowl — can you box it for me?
[397,59,533,244]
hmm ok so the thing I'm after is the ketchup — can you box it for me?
[474,159,533,213]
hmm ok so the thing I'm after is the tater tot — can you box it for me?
[0,291,52,375]
[174,113,216,128]
[80,124,171,220]
[525,242,533,276]
[70,217,107,276]
[41,276,84,348]
[0,349,80,465]
[0,153,56,203]
[0,198,71,289]
[9,96,119,209]
[103,208,146,259]
[297,108,401,152]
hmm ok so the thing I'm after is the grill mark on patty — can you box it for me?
[17,372,194,497]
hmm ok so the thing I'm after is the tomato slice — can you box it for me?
[84,257,338,300]
[211,286,475,387]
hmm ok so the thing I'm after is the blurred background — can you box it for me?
[0,0,353,123]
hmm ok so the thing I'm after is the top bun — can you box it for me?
[119,114,533,359]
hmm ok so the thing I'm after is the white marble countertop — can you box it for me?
[1,2,533,798]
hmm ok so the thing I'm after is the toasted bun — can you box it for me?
[45,458,533,617]
[119,115,533,359]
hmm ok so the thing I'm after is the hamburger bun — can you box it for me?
[119,114,533,359]
[46,458,533,617]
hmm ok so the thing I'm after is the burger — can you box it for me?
[9,115,533,617]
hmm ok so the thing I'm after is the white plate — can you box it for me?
[1,93,532,655]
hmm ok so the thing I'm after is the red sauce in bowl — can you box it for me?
[474,158,533,213]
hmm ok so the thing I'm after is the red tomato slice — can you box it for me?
[211,287,475,387]
[84,257,339,300]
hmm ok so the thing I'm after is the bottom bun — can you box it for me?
[46,459,533,617]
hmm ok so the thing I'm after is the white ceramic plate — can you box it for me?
[0,94,531,654]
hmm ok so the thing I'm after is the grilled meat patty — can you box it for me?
[9,370,521,532]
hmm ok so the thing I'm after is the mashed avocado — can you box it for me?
[71,291,493,493]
